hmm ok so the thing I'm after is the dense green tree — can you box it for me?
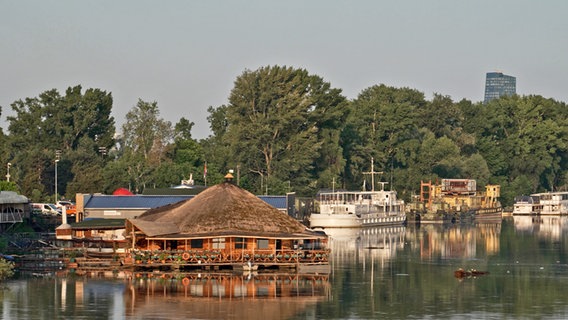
[0,181,18,192]
[418,93,463,138]
[172,118,202,166]
[473,95,568,196]
[155,117,207,187]
[345,85,425,191]
[217,65,348,195]
[3,78,568,209]
[5,86,114,199]
[457,95,568,204]
[201,105,232,186]
[174,117,194,140]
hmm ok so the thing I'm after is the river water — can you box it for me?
[2,215,568,319]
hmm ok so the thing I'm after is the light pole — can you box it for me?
[6,163,11,182]
[55,159,59,204]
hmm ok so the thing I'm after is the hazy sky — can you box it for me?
[2,1,567,139]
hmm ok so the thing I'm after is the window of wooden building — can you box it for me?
[191,239,203,249]
[213,238,226,249]
[235,237,247,249]
[257,239,269,249]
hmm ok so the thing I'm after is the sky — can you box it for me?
[2,0,567,140]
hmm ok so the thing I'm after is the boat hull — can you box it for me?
[309,213,406,228]
[410,207,503,224]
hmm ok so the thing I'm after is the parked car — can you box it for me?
[56,201,73,209]
[32,203,61,216]
[56,201,77,216]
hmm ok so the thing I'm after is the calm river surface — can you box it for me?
[2,215,568,319]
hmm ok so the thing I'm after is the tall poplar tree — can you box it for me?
[118,99,173,193]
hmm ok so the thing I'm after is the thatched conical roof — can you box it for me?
[132,181,316,238]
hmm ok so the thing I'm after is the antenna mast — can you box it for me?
[363,157,383,192]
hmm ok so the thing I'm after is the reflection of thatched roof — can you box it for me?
[133,181,320,238]
[126,287,324,319]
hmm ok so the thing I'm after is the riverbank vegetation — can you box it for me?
[0,258,14,280]
[1,65,566,206]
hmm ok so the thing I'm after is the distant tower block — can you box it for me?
[484,72,516,103]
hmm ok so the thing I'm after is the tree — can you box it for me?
[119,99,174,193]
[219,65,348,195]
[417,94,463,138]
[0,181,18,192]
[122,99,173,163]
[473,95,568,193]
[6,86,115,199]
[345,85,425,191]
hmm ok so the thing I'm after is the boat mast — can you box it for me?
[332,177,335,193]
[363,157,383,192]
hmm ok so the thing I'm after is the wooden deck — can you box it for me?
[123,249,330,272]
[14,248,330,273]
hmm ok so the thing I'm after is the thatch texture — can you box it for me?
[128,219,179,237]
[135,182,312,237]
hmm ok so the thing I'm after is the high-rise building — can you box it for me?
[484,72,516,103]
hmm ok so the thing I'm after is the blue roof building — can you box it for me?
[79,193,294,220]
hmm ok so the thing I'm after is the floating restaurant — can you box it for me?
[121,173,330,272]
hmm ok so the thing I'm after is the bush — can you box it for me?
[0,258,15,280]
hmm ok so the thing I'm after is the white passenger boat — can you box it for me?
[309,160,406,229]
[513,192,568,215]
[512,195,541,215]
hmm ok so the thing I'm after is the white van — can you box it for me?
[32,203,61,215]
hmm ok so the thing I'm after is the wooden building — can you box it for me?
[125,174,329,271]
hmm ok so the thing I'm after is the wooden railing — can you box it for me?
[129,249,330,265]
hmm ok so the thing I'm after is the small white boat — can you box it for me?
[512,195,541,215]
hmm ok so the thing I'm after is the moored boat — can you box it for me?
[309,159,406,229]
[407,179,503,224]
[512,195,542,215]
[513,192,568,215]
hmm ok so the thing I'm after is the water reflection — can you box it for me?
[325,226,405,266]
[406,221,502,260]
[5,221,568,319]
[123,272,330,319]
[1,271,330,320]
[325,222,502,265]
[513,215,568,240]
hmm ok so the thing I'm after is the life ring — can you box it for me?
[182,277,190,286]
[182,252,190,260]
